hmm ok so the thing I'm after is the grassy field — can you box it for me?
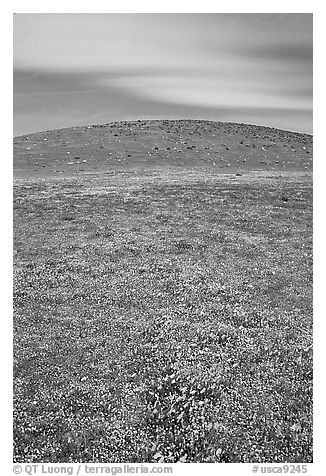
[13,121,313,463]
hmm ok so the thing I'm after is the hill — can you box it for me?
[13,120,313,463]
[14,119,312,178]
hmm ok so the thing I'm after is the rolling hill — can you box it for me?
[13,120,313,463]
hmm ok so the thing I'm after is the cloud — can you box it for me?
[13,14,312,135]
[13,68,312,136]
[248,44,313,64]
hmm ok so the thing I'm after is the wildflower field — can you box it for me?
[13,120,313,463]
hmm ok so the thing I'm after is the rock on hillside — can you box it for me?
[13,119,313,178]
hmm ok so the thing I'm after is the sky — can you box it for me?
[13,13,313,136]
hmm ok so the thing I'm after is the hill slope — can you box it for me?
[13,120,313,463]
[14,119,312,178]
